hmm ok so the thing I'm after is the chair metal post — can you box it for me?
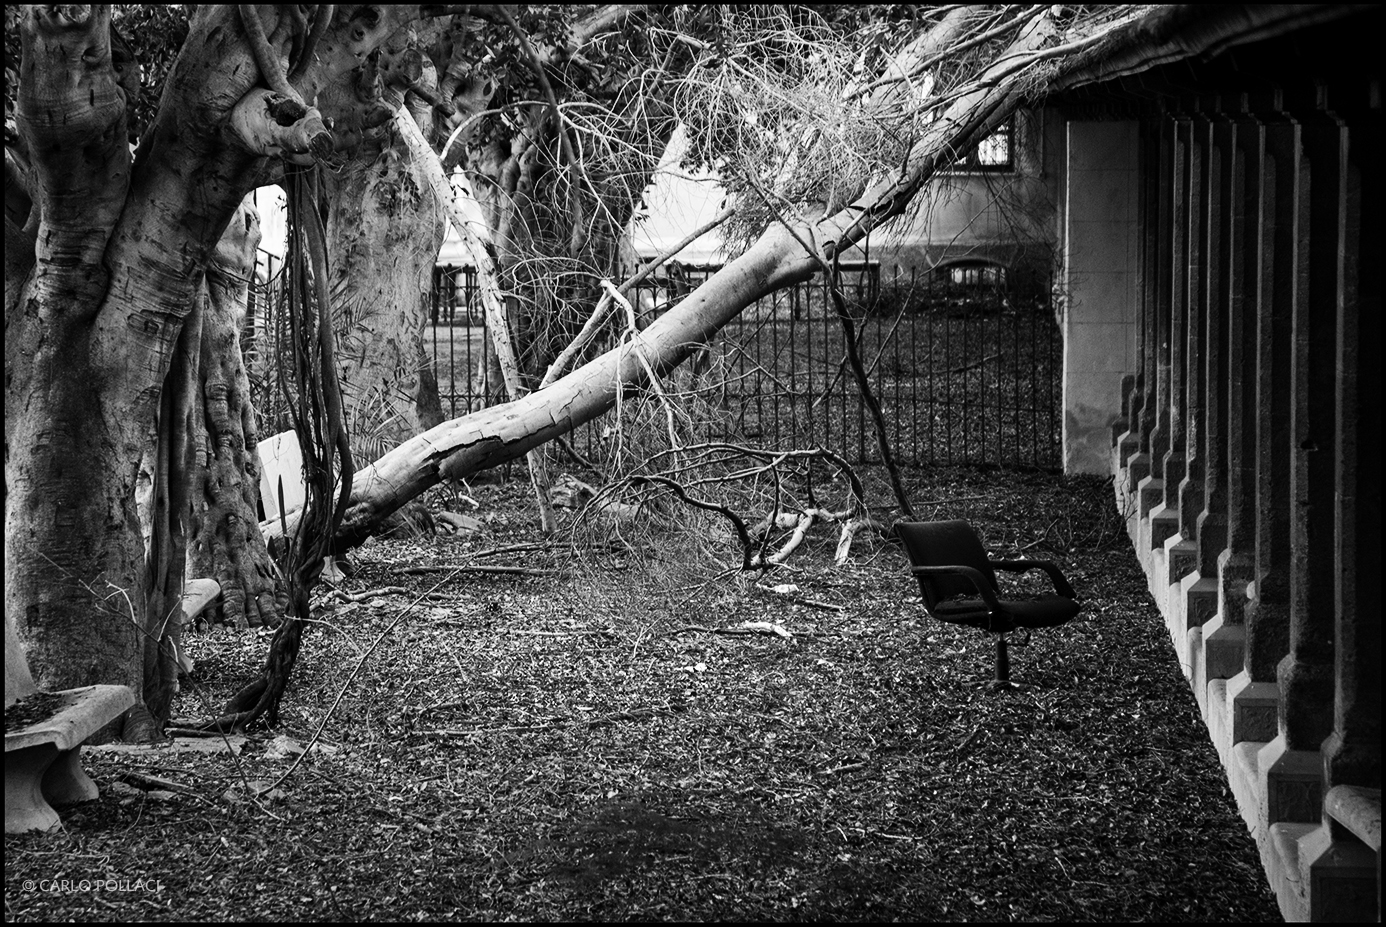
[995,635,1011,683]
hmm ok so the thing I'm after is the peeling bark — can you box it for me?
[318,35,448,454]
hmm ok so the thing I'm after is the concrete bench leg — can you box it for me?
[5,742,63,833]
[42,745,100,805]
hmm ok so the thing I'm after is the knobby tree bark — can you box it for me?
[189,197,289,631]
[5,5,477,737]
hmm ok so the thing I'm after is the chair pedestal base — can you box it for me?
[994,636,1011,683]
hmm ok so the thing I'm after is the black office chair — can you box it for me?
[896,519,1081,683]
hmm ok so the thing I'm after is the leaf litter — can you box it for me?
[4,468,1277,922]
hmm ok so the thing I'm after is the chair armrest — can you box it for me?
[911,565,1004,611]
[990,559,1076,599]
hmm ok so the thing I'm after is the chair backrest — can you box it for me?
[896,520,999,609]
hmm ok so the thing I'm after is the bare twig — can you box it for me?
[950,352,1000,375]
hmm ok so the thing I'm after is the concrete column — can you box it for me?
[1137,117,1177,531]
[1148,116,1192,561]
[1229,109,1297,754]
[1298,93,1382,925]
[1161,109,1216,670]
[1193,110,1229,579]
[1117,122,1167,535]
[1172,111,1213,568]
[1320,93,1383,801]
[1261,93,1345,832]
[1291,96,1385,927]
[1184,107,1233,706]
[1204,104,1262,718]
[1134,120,1163,467]
[1061,119,1139,475]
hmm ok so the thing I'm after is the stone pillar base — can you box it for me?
[1200,615,1246,687]
[1180,575,1220,711]
[1298,822,1379,922]
[1268,822,1317,922]
[1232,739,1271,834]
[1147,502,1181,553]
[1164,535,1199,587]
[1229,672,1280,745]
[1207,678,1235,767]
[1260,735,1325,826]
[1135,476,1165,559]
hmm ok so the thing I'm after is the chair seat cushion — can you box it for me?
[930,595,1079,631]
[1002,595,1080,628]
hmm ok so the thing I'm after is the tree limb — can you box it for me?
[538,206,734,389]
[239,4,303,102]
[395,105,560,535]
[15,5,129,300]
[495,6,590,256]
[629,475,754,571]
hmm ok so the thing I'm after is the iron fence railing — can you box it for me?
[424,264,1061,470]
[247,254,1060,470]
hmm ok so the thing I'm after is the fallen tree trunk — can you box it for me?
[264,6,1135,553]
[266,220,821,549]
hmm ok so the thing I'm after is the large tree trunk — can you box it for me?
[190,198,289,630]
[7,5,432,737]
[321,98,447,454]
[6,5,161,735]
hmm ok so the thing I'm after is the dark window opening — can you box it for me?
[948,119,1014,173]
[938,261,1007,288]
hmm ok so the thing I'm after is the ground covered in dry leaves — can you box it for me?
[5,467,1278,922]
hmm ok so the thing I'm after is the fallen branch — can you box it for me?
[500,628,616,638]
[398,564,556,577]
[322,586,408,603]
[397,105,558,535]
[629,474,754,571]
[816,760,870,777]
[116,771,216,803]
[756,511,816,567]
[673,623,839,639]
[753,588,846,613]
[835,512,888,563]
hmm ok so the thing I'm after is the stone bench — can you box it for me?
[5,577,221,833]
[5,685,136,833]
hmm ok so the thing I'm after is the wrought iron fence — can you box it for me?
[425,264,1062,470]
[247,255,1060,470]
